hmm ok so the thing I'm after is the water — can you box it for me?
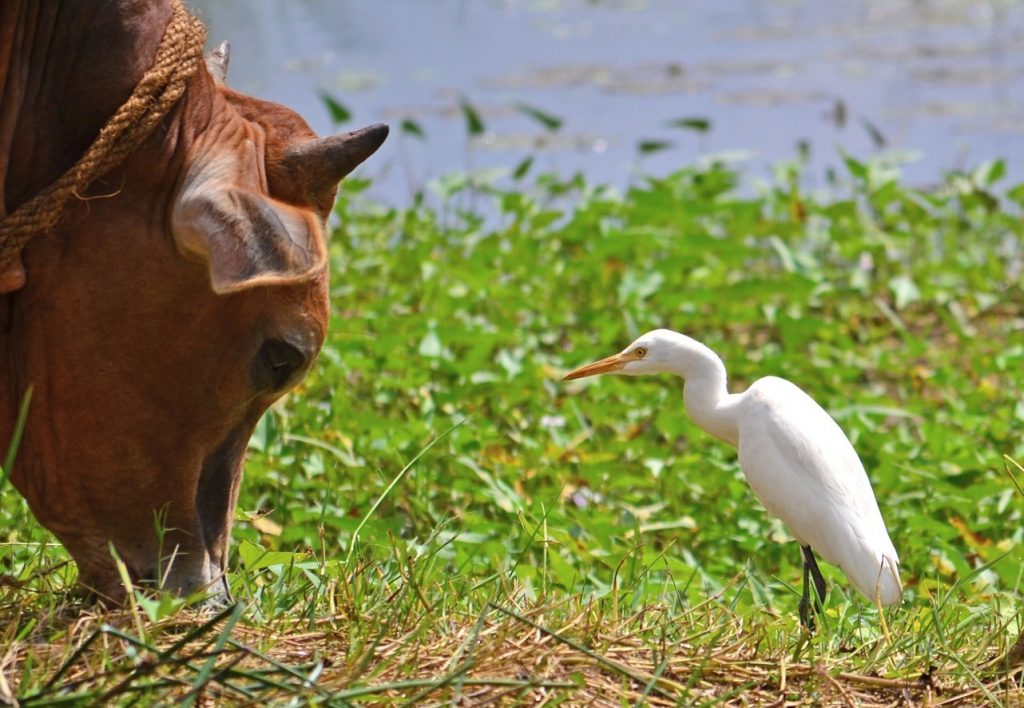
[194,0,1024,202]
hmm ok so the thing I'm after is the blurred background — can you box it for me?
[194,0,1024,203]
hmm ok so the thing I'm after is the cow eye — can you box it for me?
[259,339,307,390]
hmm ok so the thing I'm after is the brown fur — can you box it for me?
[0,1,384,601]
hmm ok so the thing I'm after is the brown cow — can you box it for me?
[0,1,387,601]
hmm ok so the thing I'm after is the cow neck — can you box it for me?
[0,0,190,449]
[0,1,173,215]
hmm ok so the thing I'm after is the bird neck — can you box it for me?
[677,343,740,447]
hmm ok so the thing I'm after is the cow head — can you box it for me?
[1,41,387,602]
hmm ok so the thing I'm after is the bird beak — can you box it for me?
[563,352,629,380]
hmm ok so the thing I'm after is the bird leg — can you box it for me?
[799,555,814,630]
[803,545,827,605]
[798,545,827,630]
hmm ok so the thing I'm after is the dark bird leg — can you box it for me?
[798,544,827,630]
[798,553,814,630]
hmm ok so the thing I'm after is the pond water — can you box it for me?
[194,0,1024,202]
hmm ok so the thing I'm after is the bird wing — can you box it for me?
[734,377,901,604]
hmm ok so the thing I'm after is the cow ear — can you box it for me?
[171,188,326,294]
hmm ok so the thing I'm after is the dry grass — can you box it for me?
[3,586,1022,707]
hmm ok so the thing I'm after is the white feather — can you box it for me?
[566,329,902,608]
[736,377,902,605]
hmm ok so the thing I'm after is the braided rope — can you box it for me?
[0,1,206,271]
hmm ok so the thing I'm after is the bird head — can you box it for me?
[563,329,683,380]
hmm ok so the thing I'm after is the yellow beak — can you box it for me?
[563,352,629,380]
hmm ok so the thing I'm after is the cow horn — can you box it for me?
[206,41,231,85]
[281,123,390,195]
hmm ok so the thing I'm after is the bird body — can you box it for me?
[732,377,901,605]
[564,329,902,612]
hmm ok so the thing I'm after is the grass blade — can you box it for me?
[1,387,32,489]
[345,419,465,565]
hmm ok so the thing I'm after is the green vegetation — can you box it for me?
[2,153,1023,704]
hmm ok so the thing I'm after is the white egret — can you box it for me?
[563,329,901,627]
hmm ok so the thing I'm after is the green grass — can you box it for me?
[2,152,1023,704]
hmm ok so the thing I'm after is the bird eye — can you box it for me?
[634,347,647,358]
[258,339,307,390]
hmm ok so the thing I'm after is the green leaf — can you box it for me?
[513,101,563,131]
[1006,182,1024,208]
[859,117,887,149]
[617,269,664,302]
[401,118,426,140]
[238,540,306,571]
[134,591,187,622]
[637,139,673,155]
[418,329,443,358]
[889,274,920,310]
[840,150,868,181]
[666,117,711,133]
[319,91,351,124]
[459,98,486,137]
[972,159,1006,187]
[512,156,533,180]
[496,349,523,378]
